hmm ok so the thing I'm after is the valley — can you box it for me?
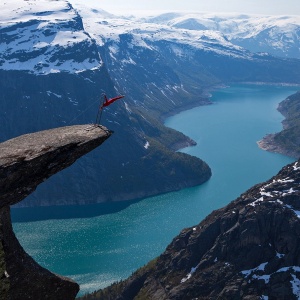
[13,84,297,297]
[1,1,300,299]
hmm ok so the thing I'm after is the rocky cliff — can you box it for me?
[258,90,300,159]
[83,159,300,300]
[0,124,112,300]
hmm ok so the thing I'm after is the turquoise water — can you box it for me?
[12,84,297,296]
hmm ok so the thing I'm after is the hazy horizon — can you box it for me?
[69,0,300,16]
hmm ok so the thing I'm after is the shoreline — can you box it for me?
[239,81,300,87]
[258,134,299,159]
[161,84,227,151]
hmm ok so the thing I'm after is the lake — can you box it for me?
[12,84,298,296]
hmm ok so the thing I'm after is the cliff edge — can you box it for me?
[83,159,300,300]
[0,124,112,300]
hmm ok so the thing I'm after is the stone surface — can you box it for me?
[0,124,112,208]
[0,124,112,299]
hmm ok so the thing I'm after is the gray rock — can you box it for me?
[0,124,111,299]
[0,124,112,208]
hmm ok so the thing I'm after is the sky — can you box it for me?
[69,0,300,16]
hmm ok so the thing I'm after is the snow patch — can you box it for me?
[242,262,270,283]
[291,274,300,298]
[276,252,285,259]
[278,178,295,183]
[47,91,62,98]
[293,162,300,171]
[124,102,132,114]
[121,57,137,65]
[181,265,198,283]
[242,265,300,287]
[249,196,264,207]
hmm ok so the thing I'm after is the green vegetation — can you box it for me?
[98,105,211,201]
[102,134,211,198]
[273,91,300,157]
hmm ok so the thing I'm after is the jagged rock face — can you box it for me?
[0,124,111,299]
[93,160,300,300]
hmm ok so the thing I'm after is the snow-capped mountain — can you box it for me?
[143,12,300,59]
[1,1,300,77]
[74,6,300,59]
[0,0,101,74]
[72,5,300,114]
[1,0,300,207]
[79,9,245,57]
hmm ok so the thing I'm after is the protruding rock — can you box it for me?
[0,124,112,299]
[0,124,112,208]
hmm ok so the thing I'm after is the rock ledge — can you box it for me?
[0,124,111,300]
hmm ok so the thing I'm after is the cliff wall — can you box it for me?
[84,159,300,300]
[0,124,111,300]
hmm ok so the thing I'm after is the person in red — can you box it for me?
[101,94,125,108]
[95,93,125,125]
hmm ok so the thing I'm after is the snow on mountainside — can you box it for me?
[144,12,300,59]
[74,6,247,59]
[1,0,300,76]
[73,4,300,60]
[0,0,101,74]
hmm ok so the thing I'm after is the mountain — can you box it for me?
[0,0,101,74]
[1,1,300,207]
[79,159,300,300]
[143,12,300,59]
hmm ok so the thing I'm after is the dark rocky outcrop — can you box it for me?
[258,90,300,159]
[0,124,112,300]
[82,159,300,300]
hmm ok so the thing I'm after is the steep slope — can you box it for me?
[0,124,111,300]
[80,159,300,300]
[0,0,101,74]
[0,0,211,207]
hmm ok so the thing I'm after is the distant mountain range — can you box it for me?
[1,0,300,207]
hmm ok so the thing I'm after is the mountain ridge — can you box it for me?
[79,159,300,300]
